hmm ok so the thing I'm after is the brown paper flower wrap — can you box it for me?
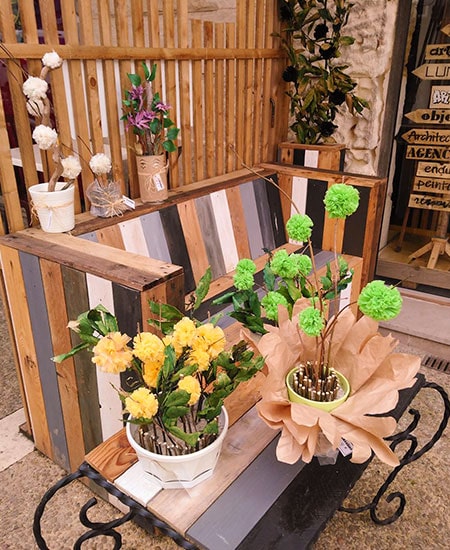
[250,299,421,467]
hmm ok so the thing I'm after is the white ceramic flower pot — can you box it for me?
[126,407,229,489]
[29,182,75,233]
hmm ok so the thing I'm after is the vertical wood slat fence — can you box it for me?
[0,0,289,235]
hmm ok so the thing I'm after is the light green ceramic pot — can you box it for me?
[286,366,350,412]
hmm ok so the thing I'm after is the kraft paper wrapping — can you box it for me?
[247,301,421,467]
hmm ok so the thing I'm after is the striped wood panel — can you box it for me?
[86,177,285,294]
[278,142,346,171]
[0,232,184,470]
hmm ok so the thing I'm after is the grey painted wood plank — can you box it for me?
[19,251,70,470]
[253,178,276,252]
[187,436,306,550]
[195,195,227,279]
[139,211,172,262]
[239,180,265,260]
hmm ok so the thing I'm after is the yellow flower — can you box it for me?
[143,359,163,387]
[125,387,159,420]
[178,375,201,405]
[172,317,197,349]
[187,348,211,372]
[195,324,225,359]
[133,332,165,362]
[92,332,132,374]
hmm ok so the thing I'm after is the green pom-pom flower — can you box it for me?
[234,271,254,291]
[261,291,289,321]
[298,307,325,337]
[286,214,313,242]
[236,258,256,274]
[293,254,312,276]
[324,184,360,219]
[357,280,402,321]
[270,250,299,279]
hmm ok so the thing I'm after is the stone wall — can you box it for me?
[333,0,402,176]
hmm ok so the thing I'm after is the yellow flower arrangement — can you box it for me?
[54,272,263,454]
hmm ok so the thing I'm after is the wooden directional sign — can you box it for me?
[425,44,450,60]
[416,161,450,178]
[405,109,450,124]
[413,176,450,195]
[412,63,450,80]
[408,193,450,212]
[406,145,450,161]
[430,85,450,108]
[402,128,450,144]
[441,24,450,37]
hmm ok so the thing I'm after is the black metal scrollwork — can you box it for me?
[33,462,198,550]
[340,381,450,524]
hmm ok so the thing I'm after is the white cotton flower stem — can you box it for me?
[39,66,50,80]
[48,143,64,192]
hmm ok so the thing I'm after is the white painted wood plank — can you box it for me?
[86,275,123,441]
[304,149,319,167]
[210,190,239,272]
[119,218,149,256]
[114,462,162,507]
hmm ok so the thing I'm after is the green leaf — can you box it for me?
[193,267,212,310]
[52,342,91,363]
[320,276,332,290]
[203,419,219,435]
[148,301,184,322]
[167,425,200,447]
[212,291,236,305]
[248,291,262,317]
[340,36,355,46]
[163,140,177,153]
[143,62,157,82]
[166,127,180,140]
[263,263,276,291]
[164,390,190,408]
[127,73,141,87]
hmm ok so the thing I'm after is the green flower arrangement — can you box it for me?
[277,0,368,144]
[214,182,402,401]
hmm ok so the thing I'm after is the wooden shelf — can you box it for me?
[377,233,450,290]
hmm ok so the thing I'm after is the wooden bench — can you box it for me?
[33,373,450,549]
[0,165,385,474]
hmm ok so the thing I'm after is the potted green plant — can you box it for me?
[214,180,421,466]
[54,274,264,489]
[122,63,180,203]
[277,0,368,145]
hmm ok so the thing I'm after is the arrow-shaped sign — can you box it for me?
[441,24,450,37]
[405,109,450,124]
[402,128,450,144]
[413,63,450,80]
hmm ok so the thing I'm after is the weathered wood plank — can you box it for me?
[177,200,209,284]
[1,230,182,290]
[195,195,227,280]
[21,251,69,470]
[0,245,52,457]
[41,259,85,470]
[62,265,102,454]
